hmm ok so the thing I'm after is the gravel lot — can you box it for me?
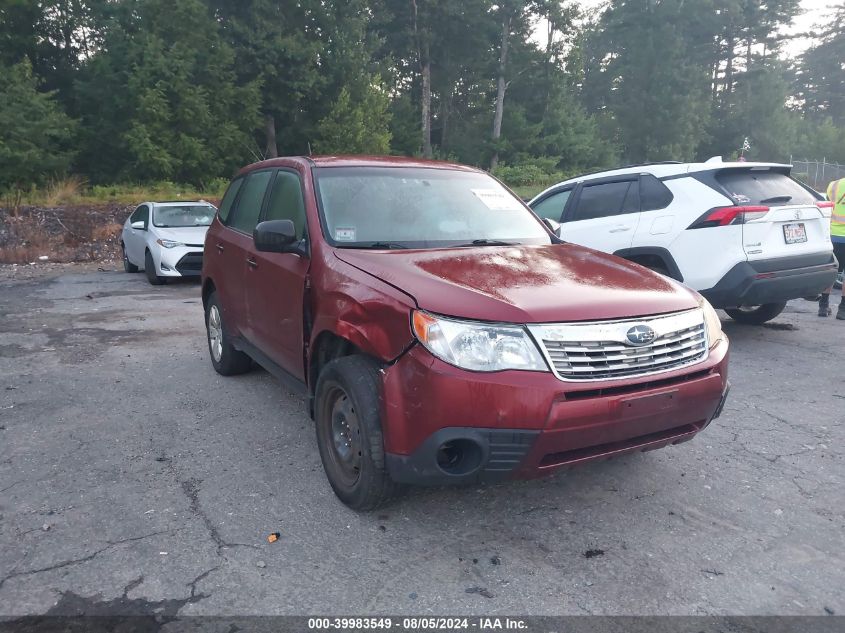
[0,265,842,616]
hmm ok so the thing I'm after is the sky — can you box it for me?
[531,0,840,59]
[786,0,839,58]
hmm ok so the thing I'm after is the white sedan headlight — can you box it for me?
[156,239,183,249]
[699,296,724,348]
[412,310,548,372]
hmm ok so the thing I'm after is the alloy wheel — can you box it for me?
[208,305,223,362]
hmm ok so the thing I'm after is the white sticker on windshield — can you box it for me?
[471,188,523,211]
[335,227,356,242]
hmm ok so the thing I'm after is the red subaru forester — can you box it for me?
[201,156,730,510]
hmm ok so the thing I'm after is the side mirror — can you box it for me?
[542,217,562,237]
[254,219,298,253]
[131,221,146,230]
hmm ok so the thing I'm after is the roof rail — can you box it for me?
[153,200,213,204]
[615,160,684,169]
[555,161,684,184]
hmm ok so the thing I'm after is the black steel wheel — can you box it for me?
[314,355,402,510]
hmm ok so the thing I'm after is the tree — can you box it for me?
[583,0,714,162]
[0,59,77,192]
[209,0,326,158]
[797,3,845,127]
[313,83,392,154]
[75,0,260,185]
[489,1,534,170]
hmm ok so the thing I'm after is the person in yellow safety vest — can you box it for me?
[819,176,845,318]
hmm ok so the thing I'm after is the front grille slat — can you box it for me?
[544,327,703,353]
[555,344,706,373]
[529,310,709,382]
[547,335,706,364]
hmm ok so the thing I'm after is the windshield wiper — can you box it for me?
[759,195,792,204]
[346,241,409,250]
[455,239,518,247]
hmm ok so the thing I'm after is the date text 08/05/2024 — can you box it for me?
[307,617,528,631]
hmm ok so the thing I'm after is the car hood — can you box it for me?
[334,244,700,323]
[153,226,209,246]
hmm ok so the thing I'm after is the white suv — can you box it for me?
[528,158,837,324]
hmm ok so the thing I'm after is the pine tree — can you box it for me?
[0,59,77,192]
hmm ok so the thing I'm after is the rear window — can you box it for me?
[640,174,674,211]
[218,178,243,223]
[715,169,817,206]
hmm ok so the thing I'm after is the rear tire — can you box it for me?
[314,355,402,511]
[145,250,165,285]
[725,302,787,325]
[122,243,139,273]
[205,291,252,376]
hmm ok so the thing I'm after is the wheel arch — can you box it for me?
[308,330,370,418]
[202,278,216,313]
[614,246,684,282]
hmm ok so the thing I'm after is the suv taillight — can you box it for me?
[818,201,834,209]
[688,205,769,229]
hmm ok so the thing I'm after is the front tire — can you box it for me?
[205,291,252,376]
[314,356,402,511]
[725,302,787,325]
[145,250,165,285]
[122,243,139,273]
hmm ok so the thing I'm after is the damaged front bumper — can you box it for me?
[381,340,730,486]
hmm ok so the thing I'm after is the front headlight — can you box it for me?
[411,310,548,372]
[699,296,723,348]
[156,239,183,249]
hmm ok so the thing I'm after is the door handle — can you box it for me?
[216,244,224,253]
[609,226,631,233]
[246,257,258,269]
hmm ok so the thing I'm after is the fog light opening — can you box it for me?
[435,439,483,476]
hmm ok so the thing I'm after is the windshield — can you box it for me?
[153,205,216,228]
[313,167,551,248]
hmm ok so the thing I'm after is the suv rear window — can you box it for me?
[715,169,817,206]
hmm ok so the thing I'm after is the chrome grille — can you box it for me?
[528,309,708,382]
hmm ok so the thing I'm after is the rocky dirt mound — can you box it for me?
[0,204,131,264]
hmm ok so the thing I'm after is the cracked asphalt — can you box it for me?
[0,264,843,616]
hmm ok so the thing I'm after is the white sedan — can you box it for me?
[121,201,217,285]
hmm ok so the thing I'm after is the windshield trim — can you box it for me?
[310,165,553,250]
[152,204,216,228]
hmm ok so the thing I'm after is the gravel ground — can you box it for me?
[0,264,842,616]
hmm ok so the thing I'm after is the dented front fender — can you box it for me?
[309,252,417,363]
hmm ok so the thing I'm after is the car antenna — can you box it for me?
[307,141,312,156]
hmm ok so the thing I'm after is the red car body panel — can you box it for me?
[307,252,416,363]
[381,339,728,462]
[335,243,700,323]
[202,155,730,486]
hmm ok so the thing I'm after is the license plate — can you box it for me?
[783,223,807,244]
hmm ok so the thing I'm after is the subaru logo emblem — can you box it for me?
[626,325,656,346]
